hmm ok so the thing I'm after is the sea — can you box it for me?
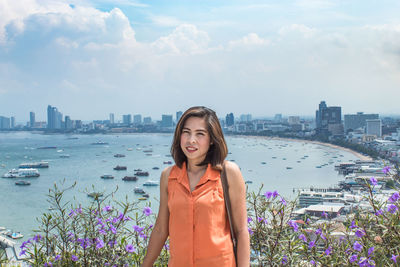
[0,132,359,238]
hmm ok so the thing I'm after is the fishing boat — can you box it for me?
[101,174,114,179]
[114,154,125,158]
[15,180,31,186]
[286,167,293,170]
[152,167,160,170]
[135,171,149,176]
[113,165,127,171]
[143,180,159,186]
[122,176,137,181]
[134,187,145,194]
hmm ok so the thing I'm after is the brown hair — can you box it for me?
[171,106,228,169]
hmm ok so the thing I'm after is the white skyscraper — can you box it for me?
[366,119,382,137]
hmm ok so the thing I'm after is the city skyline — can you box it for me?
[1,1,400,121]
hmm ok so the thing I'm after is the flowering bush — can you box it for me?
[13,164,400,266]
[19,182,169,266]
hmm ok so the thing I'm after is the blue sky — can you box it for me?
[1,0,400,122]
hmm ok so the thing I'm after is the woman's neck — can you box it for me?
[186,160,207,174]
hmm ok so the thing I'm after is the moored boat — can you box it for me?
[2,168,40,178]
[135,171,149,176]
[134,187,145,194]
[163,161,173,164]
[15,180,31,186]
[143,180,159,186]
[101,174,114,179]
[19,162,49,168]
[113,165,127,171]
[114,154,125,158]
[122,176,137,181]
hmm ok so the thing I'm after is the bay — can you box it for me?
[0,132,358,238]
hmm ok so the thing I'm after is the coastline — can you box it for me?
[239,135,373,161]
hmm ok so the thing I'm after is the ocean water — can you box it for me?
[0,132,358,238]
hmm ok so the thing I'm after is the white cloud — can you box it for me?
[151,24,210,54]
[279,24,317,39]
[149,15,182,27]
[228,33,270,49]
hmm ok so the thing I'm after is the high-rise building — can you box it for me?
[122,114,132,125]
[161,115,173,127]
[143,117,152,124]
[288,116,300,125]
[109,113,115,124]
[0,116,10,129]
[65,116,73,129]
[315,101,342,134]
[176,111,183,123]
[226,113,234,127]
[30,112,35,128]
[133,114,142,124]
[344,112,379,132]
[240,114,252,122]
[47,105,63,129]
[366,119,382,137]
[274,114,282,123]
[10,117,15,128]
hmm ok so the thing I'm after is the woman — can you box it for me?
[141,106,250,267]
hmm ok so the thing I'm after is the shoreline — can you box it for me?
[238,135,373,161]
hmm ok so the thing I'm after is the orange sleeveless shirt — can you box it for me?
[167,162,235,267]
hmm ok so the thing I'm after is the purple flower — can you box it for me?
[355,229,365,238]
[71,255,78,262]
[349,254,358,263]
[164,243,170,250]
[389,192,400,203]
[109,225,117,234]
[281,255,288,265]
[98,228,107,235]
[103,205,113,212]
[264,191,273,199]
[370,177,378,186]
[96,238,105,249]
[353,241,362,252]
[375,209,383,216]
[143,207,152,216]
[310,260,316,265]
[388,204,398,214]
[76,207,82,214]
[315,228,322,236]
[287,220,298,232]
[322,211,328,218]
[272,190,279,198]
[391,254,398,263]
[325,246,332,256]
[33,234,42,242]
[139,232,148,240]
[68,209,76,217]
[298,234,307,242]
[133,225,144,233]
[248,228,254,235]
[44,262,53,267]
[20,240,31,250]
[19,250,26,256]
[350,220,357,229]
[54,255,61,261]
[368,247,374,256]
[280,197,287,206]
[108,240,117,247]
[247,217,253,223]
[358,257,369,267]
[382,166,391,174]
[126,244,136,253]
[309,241,315,249]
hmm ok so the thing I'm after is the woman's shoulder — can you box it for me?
[224,160,240,173]
[161,166,174,179]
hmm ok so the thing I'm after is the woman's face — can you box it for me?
[180,116,211,163]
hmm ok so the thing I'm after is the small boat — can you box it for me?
[163,161,173,165]
[143,180,159,186]
[138,197,148,200]
[113,165,127,171]
[114,154,125,158]
[15,180,31,186]
[286,167,293,170]
[272,157,277,159]
[127,148,133,151]
[19,162,49,168]
[101,174,114,179]
[316,166,322,168]
[135,171,149,176]
[87,192,104,198]
[152,167,160,170]
[145,153,152,156]
[282,158,286,160]
[59,154,70,158]
[122,176,137,181]
[134,187,145,194]
[142,193,150,198]
[245,180,253,184]
[134,169,142,171]
[37,146,57,149]
[143,149,153,153]
[5,231,24,239]
[261,162,266,165]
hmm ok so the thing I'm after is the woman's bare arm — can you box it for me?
[141,167,171,267]
[225,161,250,267]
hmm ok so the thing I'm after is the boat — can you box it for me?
[134,187,145,194]
[142,193,150,198]
[134,169,142,171]
[2,168,40,178]
[138,197,148,200]
[4,230,24,239]
[87,192,104,198]
[316,166,322,168]
[37,146,57,149]
[143,149,153,153]
[114,154,125,158]
[100,174,114,179]
[272,157,277,159]
[59,154,70,158]
[91,141,109,145]
[143,180,159,186]
[19,162,49,168]
[122,176,138,181]
[245,180,253,184]
[286,167,293,170]
[152,167,160,170]
[113,165,127,171]
[15,180,31,186]
[261,162,266,165]
[135,171,149,176]
[163,161,173,165]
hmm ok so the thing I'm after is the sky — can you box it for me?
[1,0,400,122]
